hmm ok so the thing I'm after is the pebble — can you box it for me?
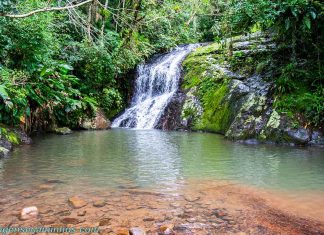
[77,210,87,216]
[184,196,200,202]
[99,218,112,226]
[20,206,38,220]
[93,199,106,207]
[61,217,83,225]
[129,227,146,235]
[68,196,87,209]
[159,224,174,235]
[116,228,130,235]
[39,184,55,190]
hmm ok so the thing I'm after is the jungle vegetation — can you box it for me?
[0,0,322,134]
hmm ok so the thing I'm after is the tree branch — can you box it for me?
[2,0,93,18]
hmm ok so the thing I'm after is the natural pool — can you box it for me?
[0,129,323,234]
[1,129,323,192]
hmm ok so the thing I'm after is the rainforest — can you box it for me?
[0,0,323,234]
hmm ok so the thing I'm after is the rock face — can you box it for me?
[80,109,111,130]
[177,32,323,146]
[20,206,38,220]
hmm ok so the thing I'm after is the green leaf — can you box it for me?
[0,85,9,100]
[303,16,311,29]
[310,11,316,20]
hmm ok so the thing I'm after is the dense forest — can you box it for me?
[0,0,323,138]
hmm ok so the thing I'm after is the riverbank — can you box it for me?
[0,180,323,235]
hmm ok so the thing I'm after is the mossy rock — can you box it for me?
[0,146,10,158]
[194,84,233,134]
[52,127,72,135]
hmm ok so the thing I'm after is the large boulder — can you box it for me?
[80,109,111,130]
[178,32,320,145]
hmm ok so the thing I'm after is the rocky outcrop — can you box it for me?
[156,92,186,130]
[178,32,323,146]
[0,126,32,157]
[80,109,111,130]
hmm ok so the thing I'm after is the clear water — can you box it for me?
[1,129,323,193]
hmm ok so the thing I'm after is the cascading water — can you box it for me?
[112,44,199,129]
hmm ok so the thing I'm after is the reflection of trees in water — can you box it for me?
[1,130,324,193]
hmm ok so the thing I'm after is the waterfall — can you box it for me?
[112,44,199,129]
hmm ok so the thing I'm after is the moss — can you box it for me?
[266,110,281,129]
[0,127,19,145]
[52,127,72,135]
[194,84,233,134]
[190,43,222,56]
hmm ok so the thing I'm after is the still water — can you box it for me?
[0,129,323,192]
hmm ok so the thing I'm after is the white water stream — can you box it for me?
[112,44,199,129]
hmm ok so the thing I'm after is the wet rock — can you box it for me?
[45,179,65,184]
[77,210,87,216]
[39,184,55,190]
[99,228,113,235]
[41,217,56,225]
[61,217,83,225]
[116,228,130,235]
[211,209,227,218]
[68,196,87,209]
[21,190,34,199]
[20,206,38,220]
[39,206,53,215]
[99,218,112,226]
[52,127,72,135]
[184,196,200,202]
[286,128,311,145]
[93,199,106,207]
[159,224,174,235]
[310,131,324,146]
[80,109,111,130]
[0,137,13,151]
[129,227,146,235]
[56,209,71,216]
[0,147,10,158]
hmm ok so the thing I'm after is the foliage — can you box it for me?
[0,0,322,131]
[100,88,123,119]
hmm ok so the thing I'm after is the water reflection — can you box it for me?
[0,129,323,193]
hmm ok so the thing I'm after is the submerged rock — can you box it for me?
[20,206,38,220]
[93,199,106,207]
[68,196,87,209]
[116,228,130,235]
[61,217,84,224]
[99,217,112,226]
[159,224,174,235]
[129,227,146,235]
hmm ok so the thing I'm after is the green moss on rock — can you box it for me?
[194,84,233,134]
